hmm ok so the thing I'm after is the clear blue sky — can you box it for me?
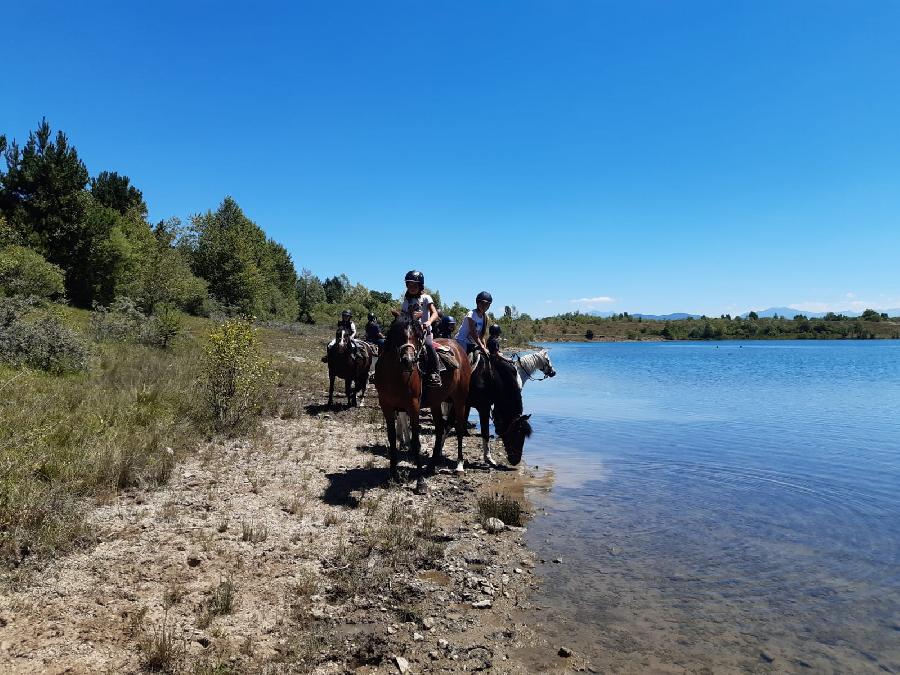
[5,1,900,317]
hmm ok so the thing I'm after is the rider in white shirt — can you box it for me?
[455,291,492,355]
[399,270,442,388]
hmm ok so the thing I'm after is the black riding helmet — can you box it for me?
[341,309,352,318]
[367,312,376,321]
[445,316,457,326]
[405,270,425,286]
[489,324,502,336]
[476,291,493,304]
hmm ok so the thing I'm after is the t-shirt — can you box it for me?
[338,320,356,336]
[401,293,434,329]
[455,310,486,346]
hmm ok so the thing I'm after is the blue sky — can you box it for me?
[5,1,900,317]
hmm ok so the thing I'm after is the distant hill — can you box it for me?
[586,310,701,320]
[584,307,900,321]
[741,307,900,319]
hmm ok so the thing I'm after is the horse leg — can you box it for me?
[480,406,496,467]
[454,400,468,475]
[411,407,427,494]
[428,405,445,475]
[356,368,368,407]
[396,412,410,451]
[328,372,336,407]
[345,376,355,408]
[382,406,400,484]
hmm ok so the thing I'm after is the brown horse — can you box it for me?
[327,327,373,408]
[373,317,471,493]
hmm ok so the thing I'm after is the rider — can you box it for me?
[365,312,385,348]
[487,324,503,356]
[323,310,358,361]
[455,291,492,356]
[399,270,442,388]
[436,313,457,339]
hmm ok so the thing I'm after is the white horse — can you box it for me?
[394,348,556,467]
[512,348,556,388]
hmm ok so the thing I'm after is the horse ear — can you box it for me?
[523,414,532,421]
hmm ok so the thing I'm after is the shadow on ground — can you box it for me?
[322,466,393,506]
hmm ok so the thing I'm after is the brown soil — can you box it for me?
[0,384,585,673]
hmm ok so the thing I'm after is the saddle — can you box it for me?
[433,342,459,369]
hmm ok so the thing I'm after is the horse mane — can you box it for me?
[385,316,411,349]
[491,357,524,418]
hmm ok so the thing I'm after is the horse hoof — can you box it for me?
[415,479,429,495]
[454,464,465,475]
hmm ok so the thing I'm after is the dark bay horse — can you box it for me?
[373,317,471,493]
[465,355,533,467]
[327,327,373,408]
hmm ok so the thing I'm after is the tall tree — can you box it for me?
[90,171,148,219]
[0,119,90,300]
[296,268,326,323]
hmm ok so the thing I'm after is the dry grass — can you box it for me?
[477,493,525,527]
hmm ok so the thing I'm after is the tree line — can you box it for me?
[1,119,465,326]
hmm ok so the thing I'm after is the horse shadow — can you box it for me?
[322,466,392,506]
[304,402,343,416]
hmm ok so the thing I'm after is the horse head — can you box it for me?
[497,413,532,466]
[334,327,350,354]
[538,349,557,378]
[386,317,418,372]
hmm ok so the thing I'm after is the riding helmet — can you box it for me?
[489,324,502,336]
[476,291,493,304]
[341,309,352,317]
[446,316,457,326]
[368,312,376,321]
[404,270,425,286]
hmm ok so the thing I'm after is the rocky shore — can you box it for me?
[0,340,585,673]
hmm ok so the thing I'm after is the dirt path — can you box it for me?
[0,376,585,673]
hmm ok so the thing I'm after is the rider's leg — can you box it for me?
[423,332,441,387]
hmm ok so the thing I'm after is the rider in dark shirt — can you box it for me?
[436,314,457,339]
[365,312,385,348]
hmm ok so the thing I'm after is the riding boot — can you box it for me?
[424,343,442,388]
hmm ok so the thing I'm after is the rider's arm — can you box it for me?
[425,302,439,328]
[349,322,357,339]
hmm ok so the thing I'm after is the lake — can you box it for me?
[518,340,900,673]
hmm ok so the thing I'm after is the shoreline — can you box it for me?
[0,331,583,674]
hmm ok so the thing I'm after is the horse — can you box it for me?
[373,317,471,493]
[513,348,556,388]
[467,354,533,467]
[326,327,373,408]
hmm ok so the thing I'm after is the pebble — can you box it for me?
[471,599,493,609]
[394,655,410,673]
[760,650,775,663]
[553,557,563,564]
[438,639,449,649]
[413,632,424,641]
[514,568,524,574]
[558,646,573,657]
[422,617,435,630]
[485,518,506,534]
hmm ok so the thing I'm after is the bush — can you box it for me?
[0,298,89,373]
[204,318,276,431]
[90,297,182,348]
[0,245,65,300]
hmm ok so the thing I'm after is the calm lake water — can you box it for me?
[519,340,900,673]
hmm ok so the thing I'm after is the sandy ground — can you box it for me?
[0,374,592,674]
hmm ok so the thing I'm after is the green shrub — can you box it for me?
[204,318,276,431]
[0,245,65,300]
[0,298,89,373]
[90,297,182,349]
